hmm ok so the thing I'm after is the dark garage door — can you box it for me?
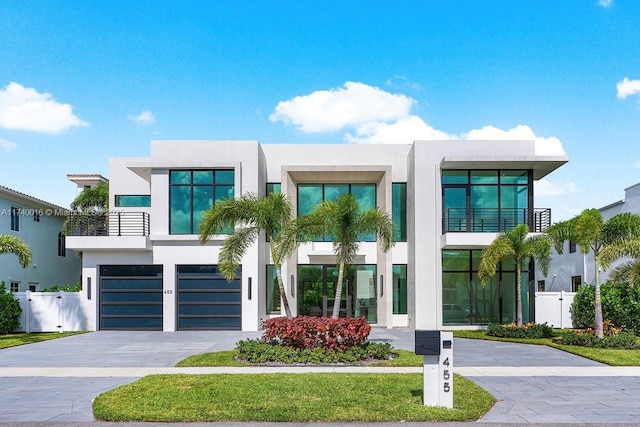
[177,265,241,330]
[100,265,163,330]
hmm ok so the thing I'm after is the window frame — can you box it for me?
[10,206,20,232]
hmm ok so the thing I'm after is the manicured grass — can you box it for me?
[177,350,245,367]
[93,373,494,422]
[451,329,640,366]
[0,332,84,349]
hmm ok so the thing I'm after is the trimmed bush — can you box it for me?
[0,281,22,334]
[261,316,371,351]
[236,339,393,364]
[571,282,640,335]
[486,322,553,339]
[41,282,82,292]
[560,330,638,349]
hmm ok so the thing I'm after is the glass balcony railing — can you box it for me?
[67,212,150,236]
[442,208,551,233]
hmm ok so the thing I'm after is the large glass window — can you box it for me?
[115,195,151,207]
[266,265,281,314]
[297,183,377,242]
[442,249,530,325]
[442,170,532,233]
[170,170,234,234]
[392,183,407,242]
[392,264,407,314]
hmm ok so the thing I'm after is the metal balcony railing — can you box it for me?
[67,212,150,236]
[442,208,551,233]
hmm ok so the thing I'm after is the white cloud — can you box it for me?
[270,81,566,155]
[617,77,640,99]
[462,124,566,156]
[598,0,613,8]
[0,82,88,133]
[385,75,424,91]
[128,110,156,125]
[0,137,17,153]
[534,179,579,196]
[269,81,415,132]
[345,115,451,144]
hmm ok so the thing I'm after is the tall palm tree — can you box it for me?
[546,209,640,338]
[288,193,395,319]
[478,224,551,326]
[199,192,298,319]
[0,235,32,269]
[599,235,640,287]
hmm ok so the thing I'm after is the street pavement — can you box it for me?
[0,328,639,425]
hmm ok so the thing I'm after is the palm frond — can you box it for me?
[0,235,33,269]
[598,240,640,270]
[218,226,260,280]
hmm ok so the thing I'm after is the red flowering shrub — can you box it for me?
[261,316,371,351]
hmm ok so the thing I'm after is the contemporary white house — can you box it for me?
[537,181,640,292]
[0,185,81,292]
[66,139,567,331]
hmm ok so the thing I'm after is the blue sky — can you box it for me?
[1,0,640,221]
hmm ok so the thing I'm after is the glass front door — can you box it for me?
[298,264,377,322]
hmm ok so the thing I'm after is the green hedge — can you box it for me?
[560,330,638,349]
[236,339,394,364]
[486,322,553,339]
[0,281,22,334]
[571,282,640,335]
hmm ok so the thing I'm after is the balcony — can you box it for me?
[67,212,150,236]
[442,208,551,234]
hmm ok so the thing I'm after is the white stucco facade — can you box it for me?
[67,139,567,331]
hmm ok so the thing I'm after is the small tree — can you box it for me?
[286,193,395,319]
[478,224,551,326]
[546,209,640,338]
[200,192,300,319]
[0,281,22,334]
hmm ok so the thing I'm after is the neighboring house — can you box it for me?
[0,185,81,292]
[537,182,640,292]
[66,139,567,331]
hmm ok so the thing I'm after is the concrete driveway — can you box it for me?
[1,328,640,424]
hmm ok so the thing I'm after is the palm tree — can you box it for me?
[0,235,32,268]
[64,181,109,235]
[199,192,298,319]
[289,193,395,319]
[599,234,640,287]
[478,223,551,327]
[546,209,640,338]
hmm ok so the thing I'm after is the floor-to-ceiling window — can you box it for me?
[297,264,377,323]
[392,183,407,242]
[297,183,376,241]
[442,249,530,325]
[170,170,234,234]
[442,170,531,233]
[392,264,407,314]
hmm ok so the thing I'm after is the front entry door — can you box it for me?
[298,264,376,322]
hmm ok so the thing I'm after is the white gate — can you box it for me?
[15,291,89,332]
[535,291,575,328]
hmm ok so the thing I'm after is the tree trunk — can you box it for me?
[331,262,345,319]
[274,262,293,319]
[516,257,523,327]
[594,261,604,339]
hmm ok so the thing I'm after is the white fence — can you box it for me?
[14,291,90,333]
[535,291,575,328]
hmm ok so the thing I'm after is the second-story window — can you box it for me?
[169,170,234,234]
[58,232,66,257]
[442,170,531,233]
[10,206,20,231]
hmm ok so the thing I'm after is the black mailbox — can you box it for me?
[415,330,441,355]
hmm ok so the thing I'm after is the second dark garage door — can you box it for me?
[177,265,241,330]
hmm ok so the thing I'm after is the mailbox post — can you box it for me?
[415,330,453,408]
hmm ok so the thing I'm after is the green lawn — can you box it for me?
[0,332,85,349]
[93,373,494,422]
[451,329,640,366]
